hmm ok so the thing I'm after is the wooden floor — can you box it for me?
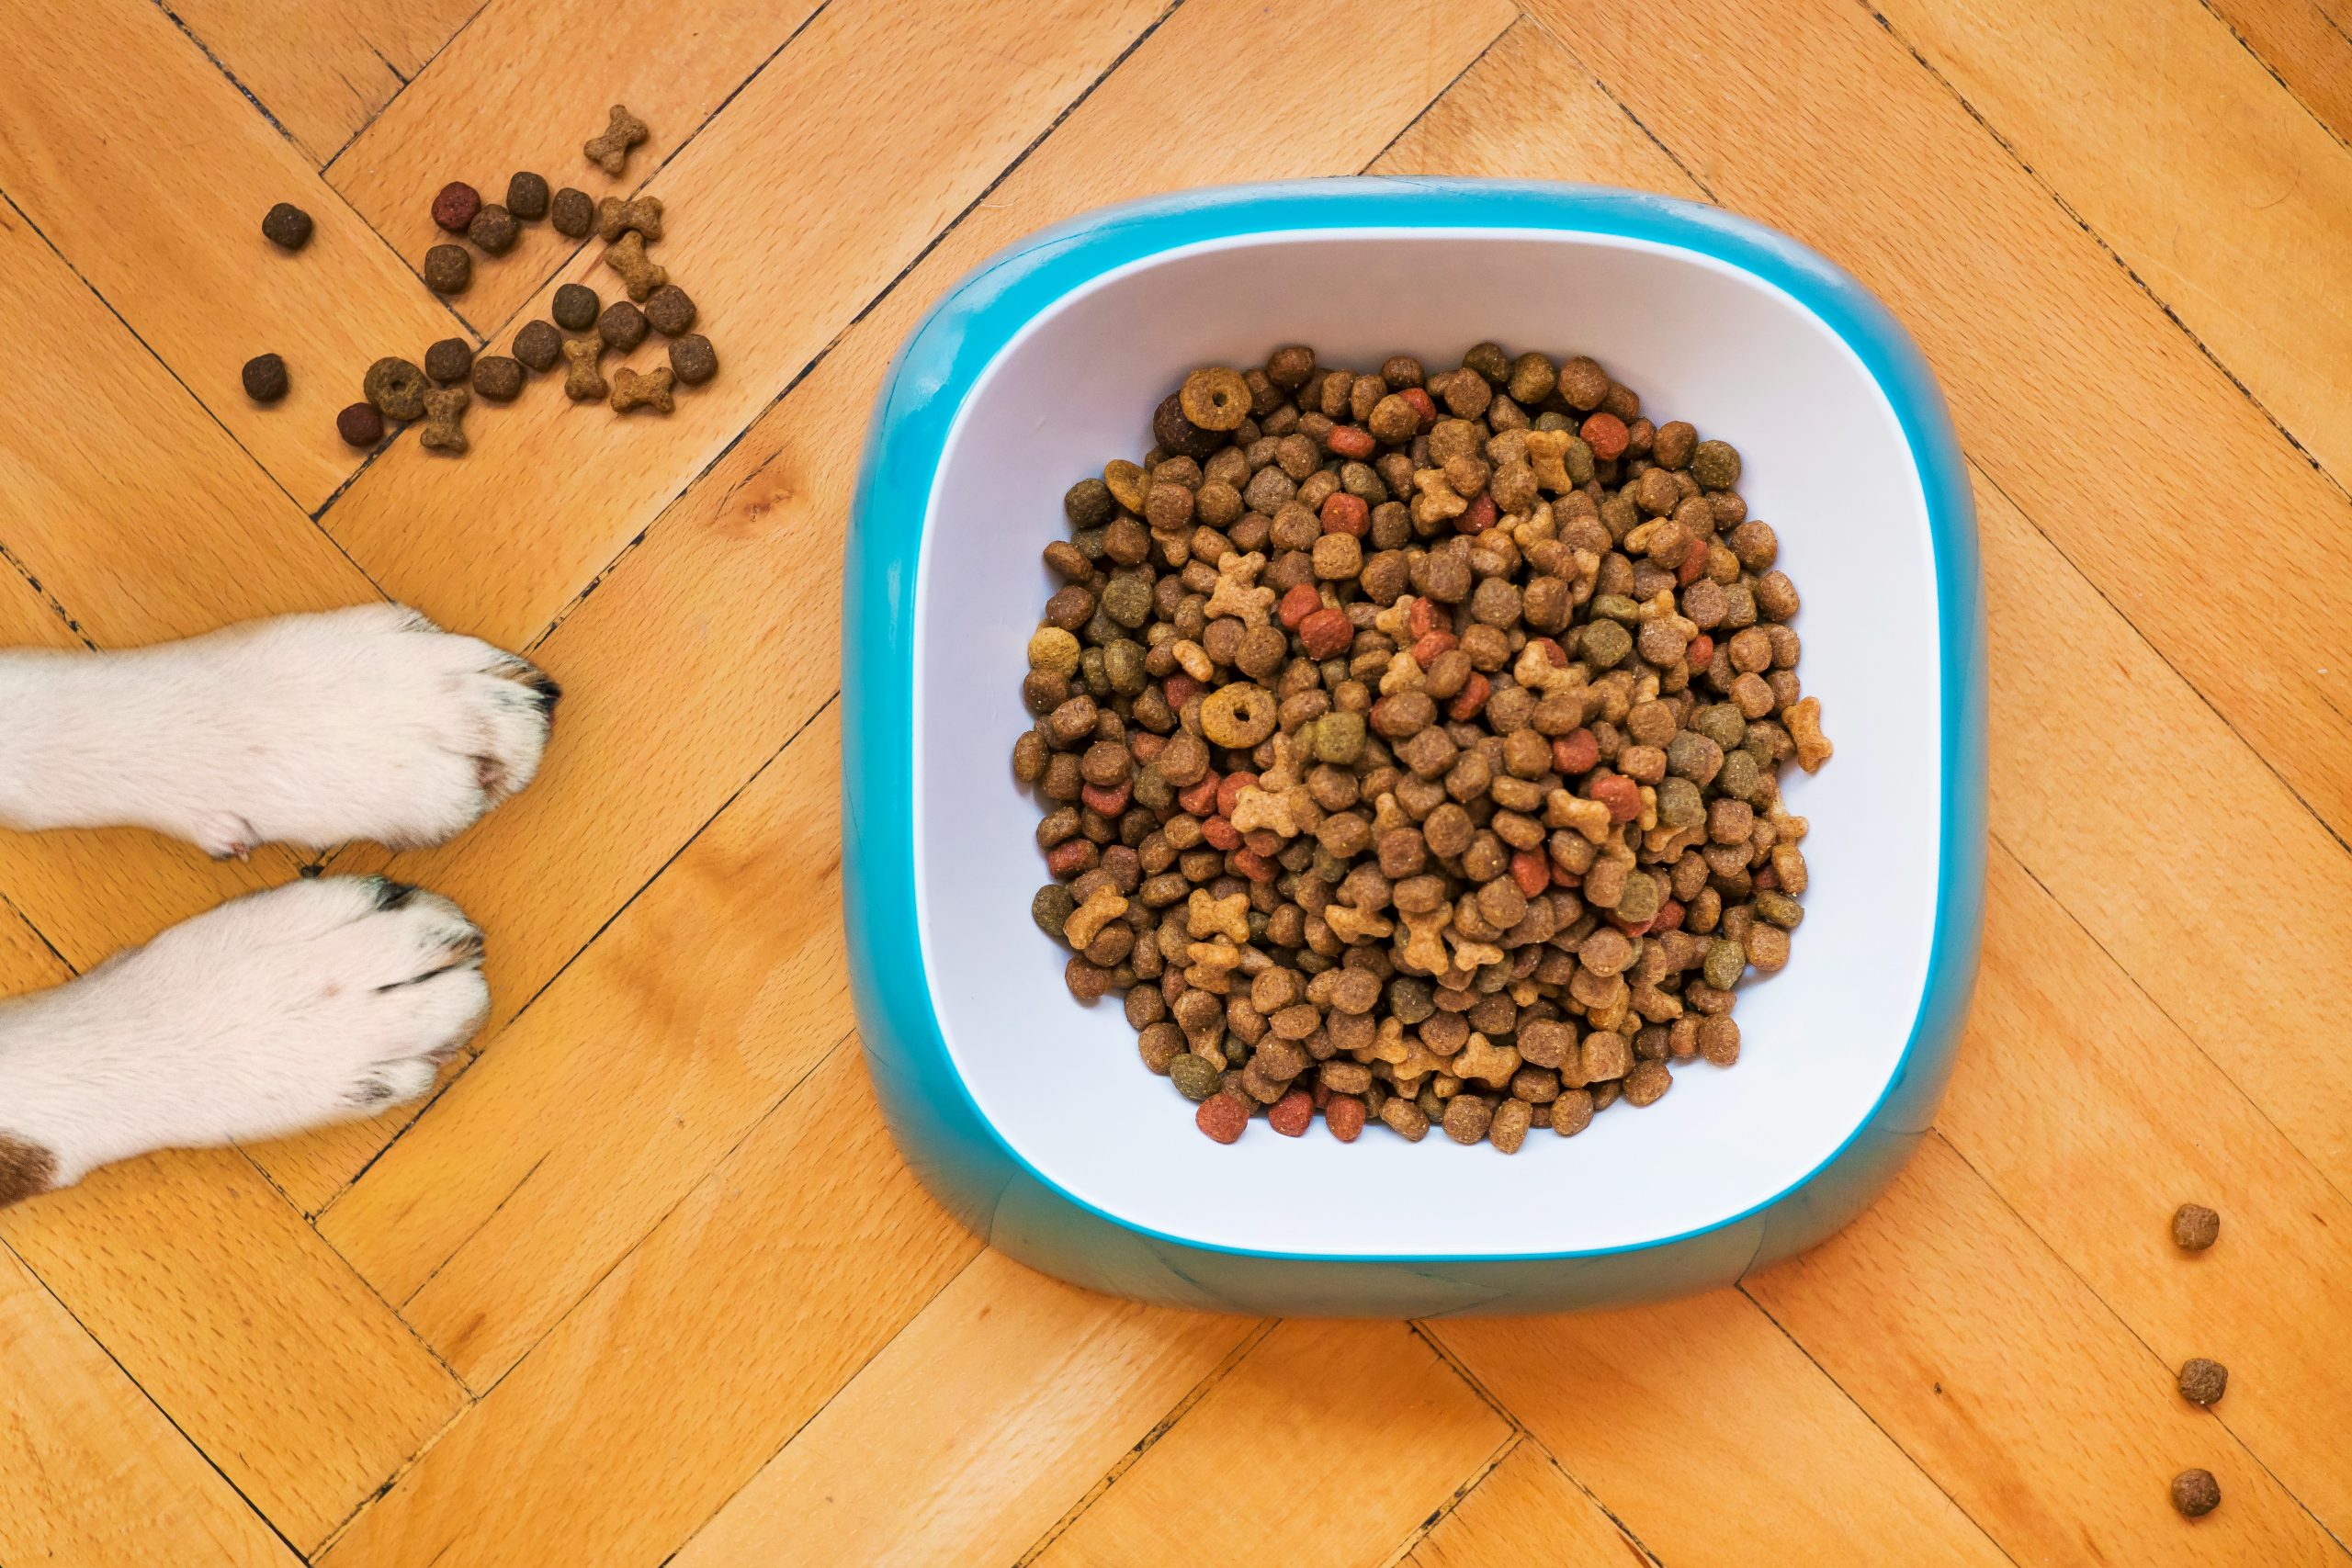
[2,0,2349,1562]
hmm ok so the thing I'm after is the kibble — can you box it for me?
[550,186,595,238]
[560,337,607,402]
[604,231,666,300]
[424,337,475,386]
[362,355,428,421]
[552,283,601,332]
[241,353,288,403]
[470,355,525,402]
[642,283,696,336]
[2177,1358,2227,1406]
[417,385,469,456]
[596,194,663,243]
[505,172,550,221]
[582,103,649,175]
[260,202,312,251]
[597,299,648,352]
[2170,1469,2220,1518]
[669,333,718,386]
[1018,344,1826,1146]
[431,181,481,234]
[610,364,673,415]
[334,401,383,447]
[423,243,471,295]
[2172,1203,2221,1251]
[468,203,518,255]
[513,320,564,373]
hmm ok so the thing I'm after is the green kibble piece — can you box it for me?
[1066,478,1115,527]
[1704,939,1747,991]
[1031,885,1077,940]
[1717,747,1763,802]
[1755,890,1804,930]
[1099,572,1153,628]
[1615,870,1661,925]
[1697,703,1748,750]
[1657,776,1704,829]
[1565,435,1595,486]
[1691,439,1741,490]
[1103,639,1147,694]
[1312,709,1366,764]
[1169,1053,1223,1101]
[1589,593,1642,625]
[1582,619,1632,669]
[1132,764,1172,811]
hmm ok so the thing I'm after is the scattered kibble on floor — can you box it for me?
[611,365,674,415]
[597,299,648,353]
[550,186,594,238]
[430,181,481,234]
[604,231,665,300]
[668,333,718,386]
[2177,1358,2228,1405]
[468,203,518,256]
[470,355,525,403]
[552,283,600,333]
[2172,1203,2221,1250]
[582,103,649,175]
[334,401,383,448]
[504,172,549,221]
[424,337,475,386]
[418,386,469,456]
[259,202,311,251]
[560,338,607,402]
[597,194,662,243]
[240,353,288,403]
[513,320,563,373]
[361,356,426,422]
[2170,1469,2220,1518]
[423,243,471,296]
[643,284,695,336]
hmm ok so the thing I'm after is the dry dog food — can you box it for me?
[583,104,648,175]
[241,353,288,403]
[560,337,607,402]
[1018,343,1830,1148]
[669,333,718,386]
[597,195,663,243]
[610,364,674,415]
[418,385,469,455]
[596,299,648,352]
[642,283,696,336]
[2170,1469,2220,1518]
[432,181,481,234]
[604,231,666,300]
[505,171,550,222]
[335,401,383,447]
[2172,1203,2220,1250]
[468,203,519,256]
[424,337,475,386]
[551,186,595,239]
[471,355,525,402]
[424,243,471,296]
[362,355,428,421]
[552,283,601,332]
[513,319,564,373]
[2177,1358,2227,1405]
[260,202,312,251]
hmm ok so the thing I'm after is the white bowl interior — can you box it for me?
[912,229,1941,1258]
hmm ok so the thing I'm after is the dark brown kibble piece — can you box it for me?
[424,337,474,386]
[468,203,518,255]
[470,355,525,402]
[513,320,563,372]
[583,103,650,175]
[552,283,600,332]
[505,172,550,221]
[2172,1203,2220,1250]
[597,300,648,352]
[423,243,471,295]
[361,356,427,421]
[642,284,696,336]
[431,181,481,233]
[240,353,288,403]
[334,401,383,447]
[2177,1358,2227,1406]
[260,202,312,251]
[668,333,718,386]
[550,186,594,238]
[2170,1470,2220,1518]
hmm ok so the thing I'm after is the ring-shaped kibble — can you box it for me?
[1180,367,1251,432]
[362,355,428,421]
[1198,682,1278,749]
[1102,459,1147,514]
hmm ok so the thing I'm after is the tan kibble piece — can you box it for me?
[603,230,668,300]
[1185,888,1250,943]
[1411,468,1468,525]
[560,338,607,402]
[416,385,469,455]
[1183,938,1243,990]
[1444,929,1505,971]
[582,103,649,175]
[1785,696,1834,772]
[1399,906,1452,975]
[1453,1033,1521,1088]
[1204,552,1274,626]
[1062,889,1128,952]
[1513,641,1578,694]
[1523,427,1574,491]
[610,365,675,415]
[595,193,664,242]
[1378,651,1425,696]
[1229,786,1300,838]
[1322,903,1394,943]
[1546,789,1613,844]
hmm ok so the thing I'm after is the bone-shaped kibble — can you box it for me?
[1062,888,1128,951]
[595,194,664,243]
[1545,789,1613,844]
[611,365,675,415]
[1512,642,1578,695]
[583,103,649,175]
[1360,1017,1410,1067]
[1321,902,1394,944]
[1444,930,1506,972]
[1390,1039,1446,1091]
[604,231,668,301]
[417,385,469,455]
[1185,888,1250,944]
[1183,937,1243,991]
[1378,651,1424,696]
[1228,786,1298,838]
[1785,697,1834,773]
[1373,598,1415,639]
[1453,1032,1521,1089]
[1410,468,1467,526]
[1524,428,1574,491]
[560,338,607,402]
[1399,906,1453,975]
[1203,551,1273,626]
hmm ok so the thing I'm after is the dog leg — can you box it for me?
[0,604,558,854]
[0,876,487,1200]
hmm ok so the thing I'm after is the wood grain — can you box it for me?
[668,1250,1257,1568]
[1405,1441,1653,1568]
[0,0,462,509]
[1032,1320,1511,1568]
[166,0,482,164]
[0,1250,300,1568]
[2202,0,2352,147]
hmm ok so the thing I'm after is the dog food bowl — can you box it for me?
[843,180,1983,1317]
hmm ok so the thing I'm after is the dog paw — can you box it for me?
[0,877,490,1182]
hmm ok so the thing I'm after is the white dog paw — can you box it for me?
[0,877,491,1183]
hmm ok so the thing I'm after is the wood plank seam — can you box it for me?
[0,1233,309,1562]
[309,1389,481,1558]
[1849,0,2352,509]
[1374,1429,1523,1568]
[1733,1274,2028,1567]
[1010,1317,1282,1567]
[1360,17,1521,173]
[145,0,310,162]
[308,1,495,171]
[1408,1322,1668,1566]
[1922,1125,2352,1556]
[2191,0,2352,155]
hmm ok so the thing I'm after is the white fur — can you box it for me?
[0,605,554,1191]
[0,603,556,857]
[0,877,487,1184]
